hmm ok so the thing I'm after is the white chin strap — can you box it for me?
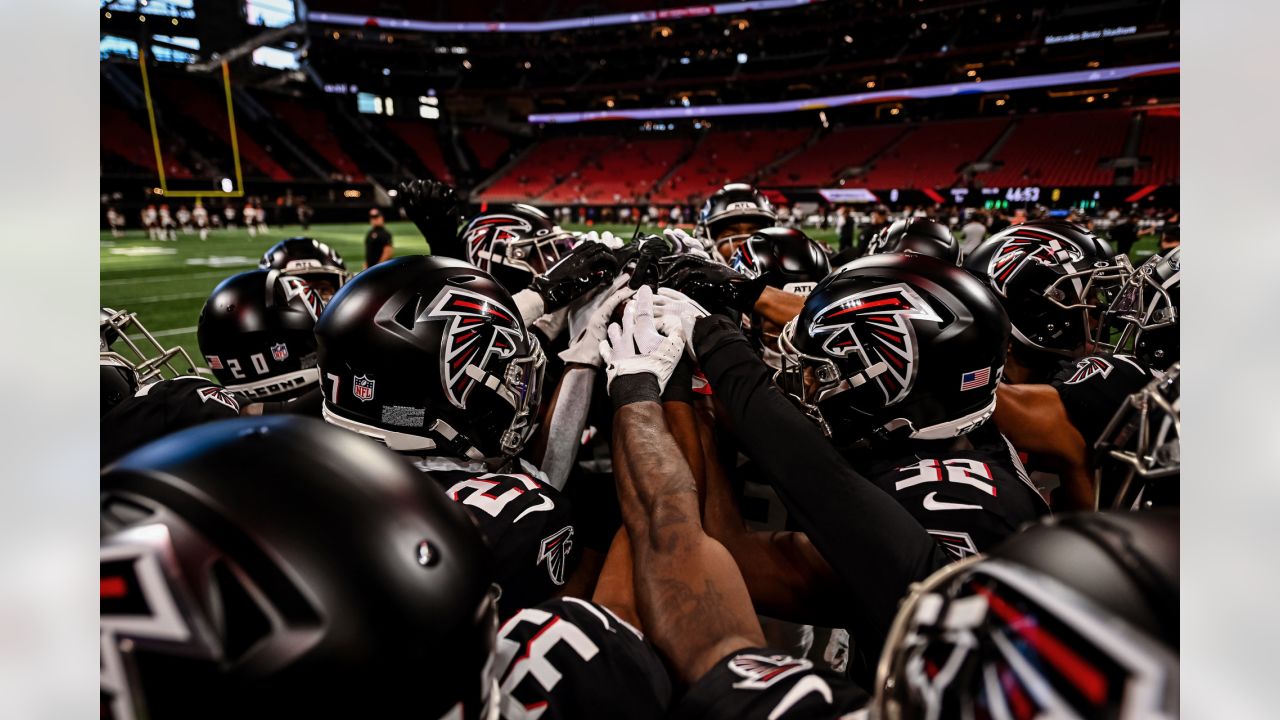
[321,404,486,460]
[907,397,998,440]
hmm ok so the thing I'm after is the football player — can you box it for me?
[601,303,1178,719]
[694,183,778,260]
[858,216,961,265]
[652,255,1049,675]
[990,249,1180,509]
[191,202,209,241]
[314,254,615,616]
[100,307,237,464]
[102,415,675,720]
[196,269,327,414]
[258,236,351,302]
[727,227,832,370]
[963,220,1125,383]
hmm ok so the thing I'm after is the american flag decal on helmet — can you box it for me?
[960,367,991,391]
[808,283,943,406]
[419,287,525,409]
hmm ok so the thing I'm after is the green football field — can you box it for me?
[101,221,1158,373]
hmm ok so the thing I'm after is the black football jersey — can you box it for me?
[495,597,672,720]
[849,428,1051,560]
[671,647,869,720]
[1051,353,1154,449]
[101,376,241,466]
[412,458,576,617]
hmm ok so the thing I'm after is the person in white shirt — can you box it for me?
[193,204,209,241]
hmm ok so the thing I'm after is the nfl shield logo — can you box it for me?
[353,375,375,402]
[270,343,289,362]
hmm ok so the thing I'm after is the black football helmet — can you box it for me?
[1095,364,1180,510]
[875,510,1178,720]
[864,218,961,265]
[258,236,350,301]
[101,415,499,719]
[695,183,777,255]
[460,204,576,293]
[315,255,545,460]
[196,269,325,402]
[963,221,1124,360]
[729,227,831,366]
[777,254,1010,443]
[100,307,198,415]
[1096,248,1180,371]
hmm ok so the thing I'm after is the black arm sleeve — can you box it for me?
[693,314,947,654]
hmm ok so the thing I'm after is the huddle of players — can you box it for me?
[100,180,1179,719]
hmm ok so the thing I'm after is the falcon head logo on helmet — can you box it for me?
[418,287,526,409]
[807,283,944,406]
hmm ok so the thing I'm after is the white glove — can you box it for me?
[575,229,624,250]
[663,227,711,260]
[652,287,710,361]
[599,285,686,394]
[530,306,569,343]
[511,288,546,326]
[558,277,634,367]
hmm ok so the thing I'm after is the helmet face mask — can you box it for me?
[1095,249,1180,369]
[697,184,777,256]
[100,307,198,386]
[874,555,1178,720]
[1095,365,1180,510]
[463,206,575,293]
[964,222,1124,359]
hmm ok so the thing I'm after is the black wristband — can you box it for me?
[611,373,661,410]
[661,356,696,404]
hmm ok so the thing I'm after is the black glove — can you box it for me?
[528,242,620,312]
[658,255,767,316]
[615,233,675,290]
[394,179,463,258]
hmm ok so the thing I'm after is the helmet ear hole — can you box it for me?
[394,301,420,331]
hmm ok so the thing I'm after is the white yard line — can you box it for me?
[108,291,210,304]
[127,326,198,339]
[100,271,237,287]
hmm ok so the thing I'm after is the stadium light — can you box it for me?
[220,178,233,192]
[736,53,748,64]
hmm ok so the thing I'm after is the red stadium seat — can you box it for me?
[384,119,455,184]
[859,118,1009,189]
[978,111,1129,187]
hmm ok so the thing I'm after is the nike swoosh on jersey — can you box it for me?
[513,493,556,523]
[921,492,984,512]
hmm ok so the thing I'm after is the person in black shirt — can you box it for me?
[363,208,393,269]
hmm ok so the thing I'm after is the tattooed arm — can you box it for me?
[612,393,765,686]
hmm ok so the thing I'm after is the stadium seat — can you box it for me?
[978,111,1129,187]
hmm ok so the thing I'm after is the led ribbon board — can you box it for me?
[308,0,820,34]
[526,61,1180,124]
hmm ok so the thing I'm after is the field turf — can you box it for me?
[100,221,1159,372]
